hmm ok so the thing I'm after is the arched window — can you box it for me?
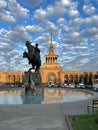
[70,75,73,83]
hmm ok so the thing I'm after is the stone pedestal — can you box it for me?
[24,70,43,95]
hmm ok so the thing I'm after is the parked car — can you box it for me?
[46,84,51,88]
[93,79,98,91]
[68,83,75,88]
[51,84,57,87]
[63,84,68,87]
[93,84,98,91]
[77,83,85,88]
[76,84,81,88]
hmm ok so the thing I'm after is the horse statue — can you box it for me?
[23,41,41,73]
[23,41,42,95]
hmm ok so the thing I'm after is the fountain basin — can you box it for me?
[0,88,93,105]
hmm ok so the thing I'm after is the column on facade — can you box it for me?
[45,56,57,63]
[55,57,57,62]
[46,57,47,63]
[51,57,52,63]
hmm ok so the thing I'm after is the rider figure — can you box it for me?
[34,43,41,67]
[34,44,40,58]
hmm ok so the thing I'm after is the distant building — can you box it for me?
[0,29,98,86]
[40,29,97,85]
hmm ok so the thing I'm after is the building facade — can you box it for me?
[0,71,24,85]
[40,42,97,86]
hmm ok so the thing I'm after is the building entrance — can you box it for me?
[48,73,55,86]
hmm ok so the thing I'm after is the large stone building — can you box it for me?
[40,37,97,86]
[0,71,24,85]
[0,31,98,86]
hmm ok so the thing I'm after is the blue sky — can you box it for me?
[0,0,98,72]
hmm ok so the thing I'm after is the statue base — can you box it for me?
[24,69,43,95]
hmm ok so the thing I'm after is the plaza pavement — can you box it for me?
[0,89,98,130]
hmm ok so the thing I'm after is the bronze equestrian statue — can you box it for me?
[23,41,41,73]
[23,41,42,95]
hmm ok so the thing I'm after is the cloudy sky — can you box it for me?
[0,0,98,72]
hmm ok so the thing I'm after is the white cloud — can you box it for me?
[82,27,98,37]
[0,0,7,9]
[0,28,8,37]
[0,25,31,54]
[35,33,50,43]
[25,25,44,34]
[69,10,79,17]
[0,10,16,23]
[47,3,66,17]
[8,0,29,19]
[6,25,30,42]
[20,0,43,7]
[83,15,98,27]
[93,35,98,41]
[61,0,70,6]
[61,31,86,44]
[0,42,9,50]
[83,5,96,14]
[57,18,66,27]
[33,1,67,24]
[33,8,47,23]
[0,0,30,23]
[70,32,80,38]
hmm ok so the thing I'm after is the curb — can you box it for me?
[65,115,73,130]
